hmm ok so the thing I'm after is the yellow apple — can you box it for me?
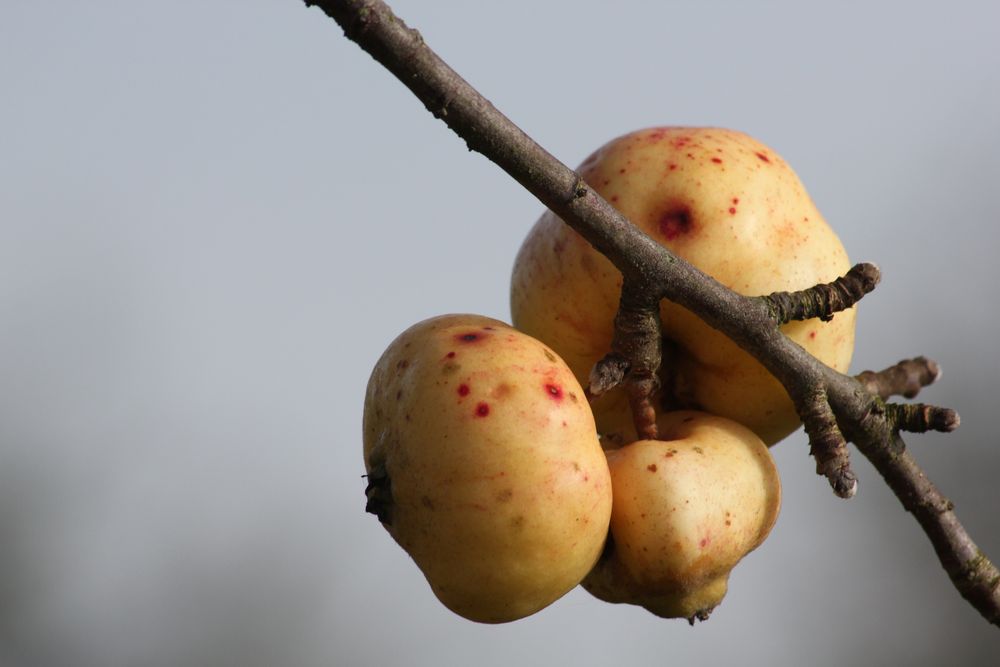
[582,410,781,621]
[363,314,612,623]
[511,126,854,444]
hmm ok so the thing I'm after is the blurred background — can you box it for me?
[2,1,999,665]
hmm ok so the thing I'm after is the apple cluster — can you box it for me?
[362,127,855,623]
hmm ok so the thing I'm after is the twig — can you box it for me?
[856,356,941,399]
[306,0,1000,627]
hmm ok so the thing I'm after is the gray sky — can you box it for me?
[2,1,999,665]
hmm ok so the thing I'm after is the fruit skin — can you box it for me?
[363,314,612,623]
[510,126,855,444]
[582,410,781,621]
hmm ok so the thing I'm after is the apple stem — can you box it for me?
[595,279,663,439]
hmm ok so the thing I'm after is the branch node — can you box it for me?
[765,262,881,324]
[855,356,942,400]
[589,353,629,397]
[797,388,857,498]
[888,403,961,433]
[589,280,663,439]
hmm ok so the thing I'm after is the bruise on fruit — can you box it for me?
[475,402,490,417]
[441,361,461,375]
[647,463,658,473]
[457,384,470,397]
[545,383,564,401]
[496,488,514,503]
[658,206,694,240]
[491,383,513,399]
[543,349,557,362]
[455,331,487,344]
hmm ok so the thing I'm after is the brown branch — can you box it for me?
[603,279,662,440]
[856,356,941,399]
[796,387,857,498]
[307,0,1000,627]
[764,262,881,324]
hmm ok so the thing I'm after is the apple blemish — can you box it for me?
[658,207,693,240]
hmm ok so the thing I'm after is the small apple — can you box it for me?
[363,314,612,623]
[582,410,781,621]
[511,126,854,444]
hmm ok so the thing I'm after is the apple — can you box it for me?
[510,126,855,444]
[582,410,781,621]
[362,314,612,623]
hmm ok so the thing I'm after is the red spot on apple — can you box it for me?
[458,384,470,397]
[647,463,658,473]
[809,331,817,340]
[618,168,626,174]
[446,351,456,359]
[729,207,737,215]
[658,207,693,240]
[456,332,483,343]
[610,195,619,203]
[732,198,739,204]
[475,402,490,417]
[667,162,678,171]
[711,157,723,164]
[700,536,710,548]
[756,152,771,163]
[545,383,563,400]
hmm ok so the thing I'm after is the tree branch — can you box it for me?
[307,0,1000,627]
